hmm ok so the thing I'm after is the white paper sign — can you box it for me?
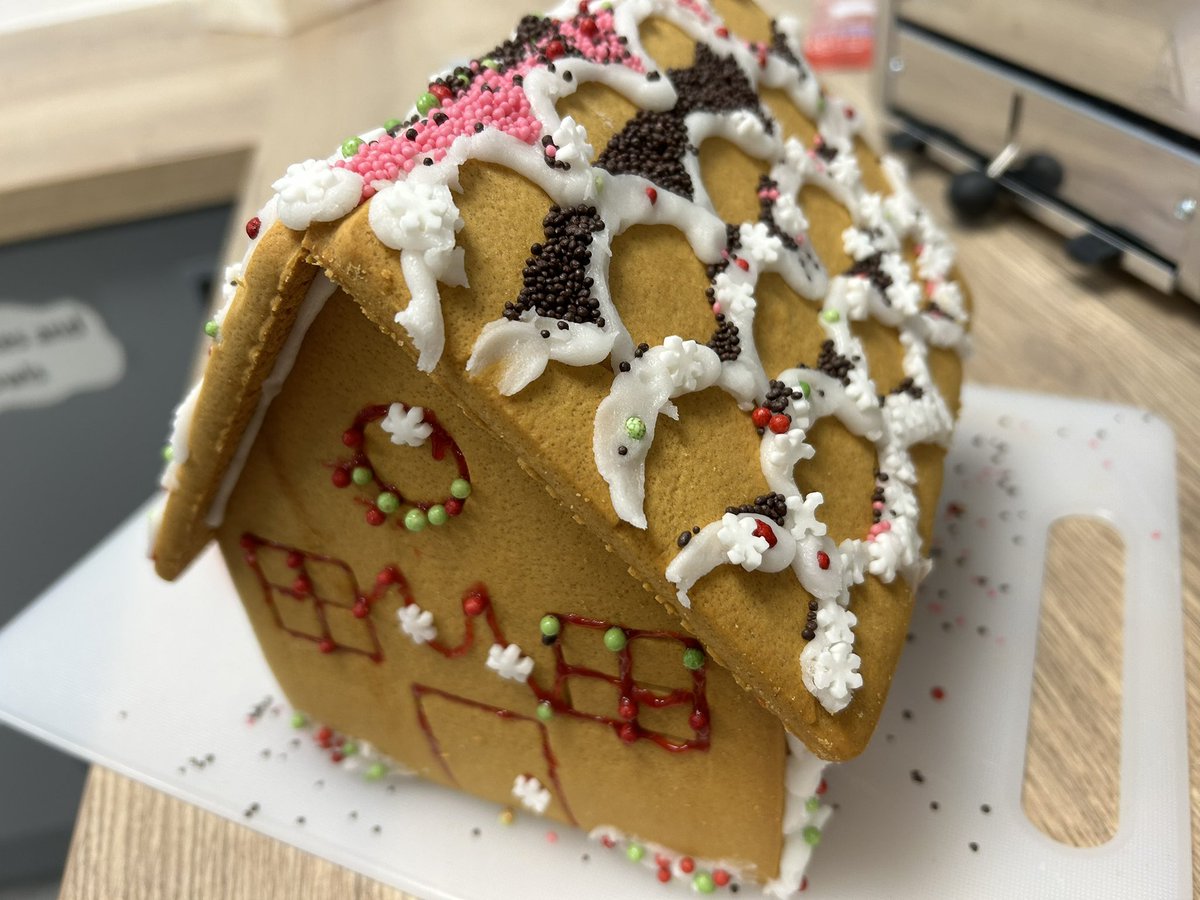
[0,299,125,414]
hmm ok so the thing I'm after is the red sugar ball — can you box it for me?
[316,725,333,745]
[352,601,369,619]
[545,39,565,59]
[800,876,809,892]
[815,778,827,795]
[365,507,386,527]
[679,857,695,874]
[292,576,311,596]
[376,568,396,586]
[645,186,658,204]
[445,498,464,517]
[429,83,452,102]
[318,638,335,654]
[656,868,671,883]
[331,468,351,488]
[580,18,597,36]
[931,686,946,700]
[735,257,750,271]
[768,413,791,434]
[817,550,830,570]
[751,406,771,428]
[245,216,261,239]
[342,428,363,447]
[286,552,304,569]
[618,722,638,743]
[713,869,730,887]
[715,26,729,37]
[463,592,487,616]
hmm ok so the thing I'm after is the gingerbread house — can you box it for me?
[150,0,968,893]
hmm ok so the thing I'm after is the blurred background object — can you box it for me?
[876,0,1200,300]
[0,206,231,894]
[193,0,377,36]
[803,0,877,71]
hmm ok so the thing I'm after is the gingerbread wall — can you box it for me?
[216,285,787,876]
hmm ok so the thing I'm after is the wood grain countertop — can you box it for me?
[1,2,1194,897]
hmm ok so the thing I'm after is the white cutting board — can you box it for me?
[0,385,1189,898]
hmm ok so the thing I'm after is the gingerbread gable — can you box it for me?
[152,0,967,761]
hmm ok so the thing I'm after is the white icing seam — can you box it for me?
[764,734,832,899]
[205,272,339,528]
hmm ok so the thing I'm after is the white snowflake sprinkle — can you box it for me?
[368,179,462,256]
[380,403,432,447]
[810,641,863,702]
[550,115,594,169]
[396,604,436,645]
[271,159,363,230]
[487,643,534,682]
[787,493,827,540]
[512,774,551,814]
[738,221,782,265]
[842,227,877,262]
[717,513,770,571]
[816,604,857,645]
[657,336,713,393]
[713,272,756,318]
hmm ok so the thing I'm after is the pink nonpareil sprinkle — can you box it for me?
[334,9,642,199]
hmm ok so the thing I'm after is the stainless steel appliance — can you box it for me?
[875,0,1200,300]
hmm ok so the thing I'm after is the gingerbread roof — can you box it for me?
[151,0,969,761]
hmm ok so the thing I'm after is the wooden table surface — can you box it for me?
[1,2,1194,897]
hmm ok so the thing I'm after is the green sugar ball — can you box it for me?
[450,478,472,499]
[351,466,373,485]
[682,648,705,671]
[404,508,428,532]
[290,711,308,729]
[427,504,449,526]
[383,118,403,130]
[416,92,440,115]
[624,416,646,441]
[341,137,363,157]
[821,308,841,323]
[376,492,400,514]
[536,701,554,722]
[797,380,810,397]
[365,762,386,781]
[693,872,715,894]
[341,741,358,757]
[603,627,627,652]
[626,843,644,862]
[203,320,218,338]
[803,825,822,846]
[805,796,820,812]
[161,444,174,462]
[540,615,561,637]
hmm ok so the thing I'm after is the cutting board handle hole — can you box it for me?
[1022,515,1123,847]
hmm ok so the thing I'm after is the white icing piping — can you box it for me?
[205,272,339,527]
[764,734,832,899]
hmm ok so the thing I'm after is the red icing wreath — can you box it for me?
[331,402,471,529]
